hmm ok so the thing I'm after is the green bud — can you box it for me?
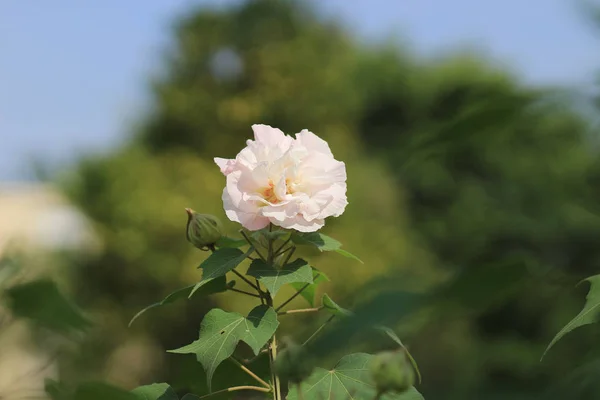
[369,350,415,395]
[185,208,223,250]
[274,338,314,384]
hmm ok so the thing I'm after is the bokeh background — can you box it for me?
[3,0,600,399]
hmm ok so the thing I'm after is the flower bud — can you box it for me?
[369,350,415,395]
[274,338,314,384]
[185,209,223,250]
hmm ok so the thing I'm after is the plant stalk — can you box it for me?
[230,357,271,389]
[197,386,270,399]
[267,224,283,400]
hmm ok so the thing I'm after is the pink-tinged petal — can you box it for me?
[218,125,347,232]
[214,157,238,175]
[273,215,325,232]
[236,164,269,195]
[262,201,299,222]
[295,129,333,156]
[237,211,271,231]
[312,183,348,218]
[252,124,294,152]
[273,175,287,200]
[222,186,270,231]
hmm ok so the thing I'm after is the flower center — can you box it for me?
[261,182,279,204]
[260,179,295,205]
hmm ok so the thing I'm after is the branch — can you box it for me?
[276,273,320,312]
[274,236,292,257]
[240,230,267,262]
[278,307,322,316]
[303,315,335,346]
[231,269,262,292]
[230,357,271,389]
[227,287,261,298]
[197,386,270,399]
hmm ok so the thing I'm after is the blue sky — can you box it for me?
[1,0,599,181]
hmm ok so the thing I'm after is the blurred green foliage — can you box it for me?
[48,0,600,398]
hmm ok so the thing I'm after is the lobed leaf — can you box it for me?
[291,232,341,251]
[291,232,362,263]
[168,305,279,390]
[286,353,424,400]
[247,258,313,296]
[190,247,253,297]
[291,268,329,307]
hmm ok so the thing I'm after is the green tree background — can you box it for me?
[46,0,600,398]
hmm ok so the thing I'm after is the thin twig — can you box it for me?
[230,357,271,389]
[255,278,266,305]
[197,386,270,399]
[275,278,314,312]
[240,230,267,262]
[303,315,335,346]
[231,269,261,292]
[274,245,294,260]
[278,307,322,316]
[282,246,296,266]
[228,287,261,298]
[274,236,292,256]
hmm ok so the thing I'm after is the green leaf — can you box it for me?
[335,248,364,264]
[190,247,252,297]
[292,233,361,263]
[215,236,247,248]
[168,305,279,390]
[5,279,90,333]
[74,382,136,400]
[247,258,313,296]
[543,275,600,359]
[292,232,341,251]
[291,268,329,307]
[322,293,353,317]
[132,383,178,400]
[129,276,228,327]
[375,326,422,384]
[287,353,423,400]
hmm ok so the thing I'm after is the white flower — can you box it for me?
[215,124,347,232]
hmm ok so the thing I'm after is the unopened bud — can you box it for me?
[185,209,223,250]
[274,338,314,384]
[369,350,415,395]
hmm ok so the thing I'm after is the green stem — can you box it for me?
[302,315,335,346]
[282,246,296,266]
[230,357,271,389]
[197,386,270,399]
[231,269,261,292]
[273,236,292,256]
[266,224,282,400]
[240,230,267,262]
[227,287,261,298]
[275,275,317,312]
[278,307,322,316]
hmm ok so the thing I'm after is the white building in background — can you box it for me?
[0,182,97,255]
[0,182,97,400]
